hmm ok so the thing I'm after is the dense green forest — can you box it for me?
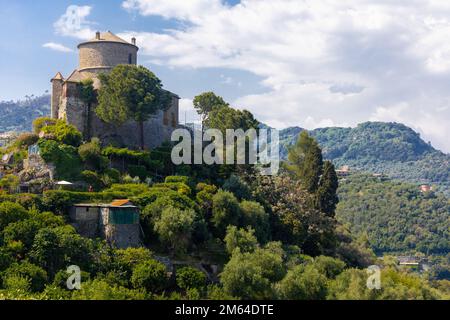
[337,174,450,255]
[0,95,50,133]
[279,122,450,195]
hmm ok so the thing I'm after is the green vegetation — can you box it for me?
[0,94,50,133]
[96,65,171,150]
[279,122,450,194]
[337,174,450,255]
[0,90,447,301]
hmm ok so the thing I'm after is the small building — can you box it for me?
[397,256,429,272]
[70,200,142,248]
[336,165,351,177]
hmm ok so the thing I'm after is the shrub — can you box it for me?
[14,133,39,148]
[313,256,346,279]
[153,182,192,196]
[211,190,241,238]
[81,170,104,190]
[224,226,258,255]
[220,243,286,299]
[132,188,178,208]
[0,174,20,194]
[165,176,189,184]
[3,274,32,292]
[239,201,270,243]
[113,247,154,282]
[41,120,82,147]
[42,190,93,215]
[30,226,95,276]
[223,175,251,200]
[3,219,43,251]
[0,248,13,272]
[72,279,147,300]
[154,206,196,254]
[3,262,48,292]
[128,165,148,180]
[176,267,207,290]
[105,183,151,196]
[131,259,168,292]
[38,139,82,180]
[32,117,57,134]
[275,264,328,300]
[13,193,43,211]
[195,183,218,217]
[0,202,29,231]
[104,168,121,183]
[79,138,108,171]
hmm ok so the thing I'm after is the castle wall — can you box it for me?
[58,96,87,135]
[88,95,179,149]
[51,79,63,119]
[79,42,138,71]
[70,206,100,239]
[51,32,179,150]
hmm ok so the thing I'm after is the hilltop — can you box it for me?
[337,174,450,255]
[279,122,450,194]
[0,95,50,133]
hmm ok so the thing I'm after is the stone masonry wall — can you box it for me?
[79,42,138,70]
[51,79,63,119]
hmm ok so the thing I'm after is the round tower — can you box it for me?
[77,31,138,76]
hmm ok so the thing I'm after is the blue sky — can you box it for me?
[0,0,449,152]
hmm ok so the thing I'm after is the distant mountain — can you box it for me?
[279,122,450,194]
[0,94,50,133]
[337,173,449,255]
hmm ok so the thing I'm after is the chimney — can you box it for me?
[96,31,101,40]
[132,37,136,45]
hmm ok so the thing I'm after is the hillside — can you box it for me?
[336,174,449,255]
[279,122,450,194]
[0,94,50,133]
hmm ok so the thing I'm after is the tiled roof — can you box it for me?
[110,199,133,207]
[87,31,132,45]
[65,69,85,83]
[52,72,64,81]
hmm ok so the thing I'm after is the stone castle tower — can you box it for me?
[51,31,179,149]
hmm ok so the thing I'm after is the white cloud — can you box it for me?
[179,98,201,124]
[42,42,73,53]
[121,0,450,152]
[122,0,224,23]
[54,5,95,40]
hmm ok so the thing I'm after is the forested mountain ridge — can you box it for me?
[0,95,50,133]
[279,122,450,194]
[337,174,450,255]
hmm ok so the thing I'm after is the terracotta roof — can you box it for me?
[65,69,85,83]
[83,31,133,45]
[110,199,133,207]
[51,72,64,81]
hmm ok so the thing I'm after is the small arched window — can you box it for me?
[128,53,132,64]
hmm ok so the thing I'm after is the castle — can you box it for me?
[50,31,180,149]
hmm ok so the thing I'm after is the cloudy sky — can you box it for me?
[0,0,449,152]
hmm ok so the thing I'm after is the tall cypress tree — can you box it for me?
[316,161,339,217]
[286,131,323,193]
